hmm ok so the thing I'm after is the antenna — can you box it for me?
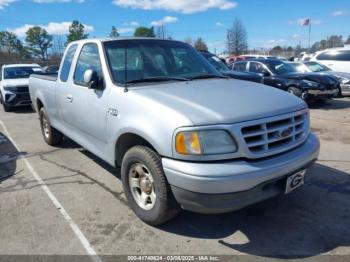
[124,47,128,92]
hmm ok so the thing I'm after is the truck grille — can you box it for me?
[15,85,29,93]
[241,110,308,156]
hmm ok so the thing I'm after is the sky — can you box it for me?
[0,0,349,53]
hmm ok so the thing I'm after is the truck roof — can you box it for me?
[68,37,185,45]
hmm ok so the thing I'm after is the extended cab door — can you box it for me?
[57,42,110,142]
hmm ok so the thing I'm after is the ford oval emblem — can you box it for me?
[279,128,292,138]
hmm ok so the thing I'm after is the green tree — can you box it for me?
[25,26,53,60]
[270,45,283,56]
[0,31,25,56]
[327,35,344,48]
[346,35,350,45]
[66,20,89,44]
[133,26,155,37]
[110,26,120,38]
[194,37,208,51]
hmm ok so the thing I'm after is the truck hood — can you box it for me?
[1,78,29,87]
[132,79,306,125]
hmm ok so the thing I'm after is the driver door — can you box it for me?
[60,43,110,143]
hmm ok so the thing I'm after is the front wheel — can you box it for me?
[287,86,302,98]
[0,93,11,112]
[3,103,11,112]
[39,107,63,146]
[121,146,180,225]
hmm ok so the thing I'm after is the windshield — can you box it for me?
[264,60,298,75]
[4,66,42,79]
[205,54,229,71]
[103,39,219,84]
[304,62,331,72]
[289,63,310,73]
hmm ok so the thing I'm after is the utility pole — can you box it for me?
[308,19,311,51]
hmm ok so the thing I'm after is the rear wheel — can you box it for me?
[287,86,302,98]
[121,146,180,225]
[39,107,63,146]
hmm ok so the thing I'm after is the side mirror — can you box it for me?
[83,69,102,89]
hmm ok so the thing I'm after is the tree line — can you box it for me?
[0,20,90,61]
[1,18,350,63]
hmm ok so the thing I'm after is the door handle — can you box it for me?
[66,95,73,102]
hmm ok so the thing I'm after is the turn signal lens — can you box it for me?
[175,131,202,155]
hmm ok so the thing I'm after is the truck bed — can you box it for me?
[31,74,58,82]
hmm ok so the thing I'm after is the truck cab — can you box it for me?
[29,38,320,225]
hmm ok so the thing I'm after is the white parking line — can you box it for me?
[0,120,102,262]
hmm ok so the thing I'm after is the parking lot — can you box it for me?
[0,98,350,259]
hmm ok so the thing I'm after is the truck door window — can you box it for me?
[74,43,103,86]
[60,44,77,82]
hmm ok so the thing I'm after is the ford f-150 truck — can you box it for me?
[0,64,42,112]
[29,38,320,225]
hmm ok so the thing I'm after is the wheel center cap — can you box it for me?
[140,179,152,194]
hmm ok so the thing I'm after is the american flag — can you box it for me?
[301,18,310,26]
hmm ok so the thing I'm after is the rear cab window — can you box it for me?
[60,44,78,82]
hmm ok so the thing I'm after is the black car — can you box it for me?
[200,51,263,83]
[232,59,340,100]
[42,65,59,74]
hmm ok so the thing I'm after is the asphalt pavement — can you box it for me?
[0,98,350,260]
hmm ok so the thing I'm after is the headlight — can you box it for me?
[3,86,17,92]
[175,130,237,155]
[302,80,320,87]
[338,77,350,84]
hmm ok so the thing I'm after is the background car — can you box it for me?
[0,63,42,112]
[42,65,59,74]
[200,51,263,83]
[310,47,350,73]
[232,59,339,101]
[289,61,350,96]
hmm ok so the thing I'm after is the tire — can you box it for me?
[337,86,343,98]
[0,93,11,112]
[121,146,180,225]
[39,107,63,146]
[3,103,11,112]
[287,86,302,98]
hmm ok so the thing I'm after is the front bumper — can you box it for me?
[3,91,31,107]
[163,133,320,213]
[305,88,339,98]
[340,84,350,96]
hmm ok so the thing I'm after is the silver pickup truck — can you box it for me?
[29,38,320,225]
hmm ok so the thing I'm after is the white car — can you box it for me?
[311,47,350,73]
[0,64,42,112]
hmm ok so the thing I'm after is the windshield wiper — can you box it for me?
[125,76,190,84]
[189,74,227,80]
